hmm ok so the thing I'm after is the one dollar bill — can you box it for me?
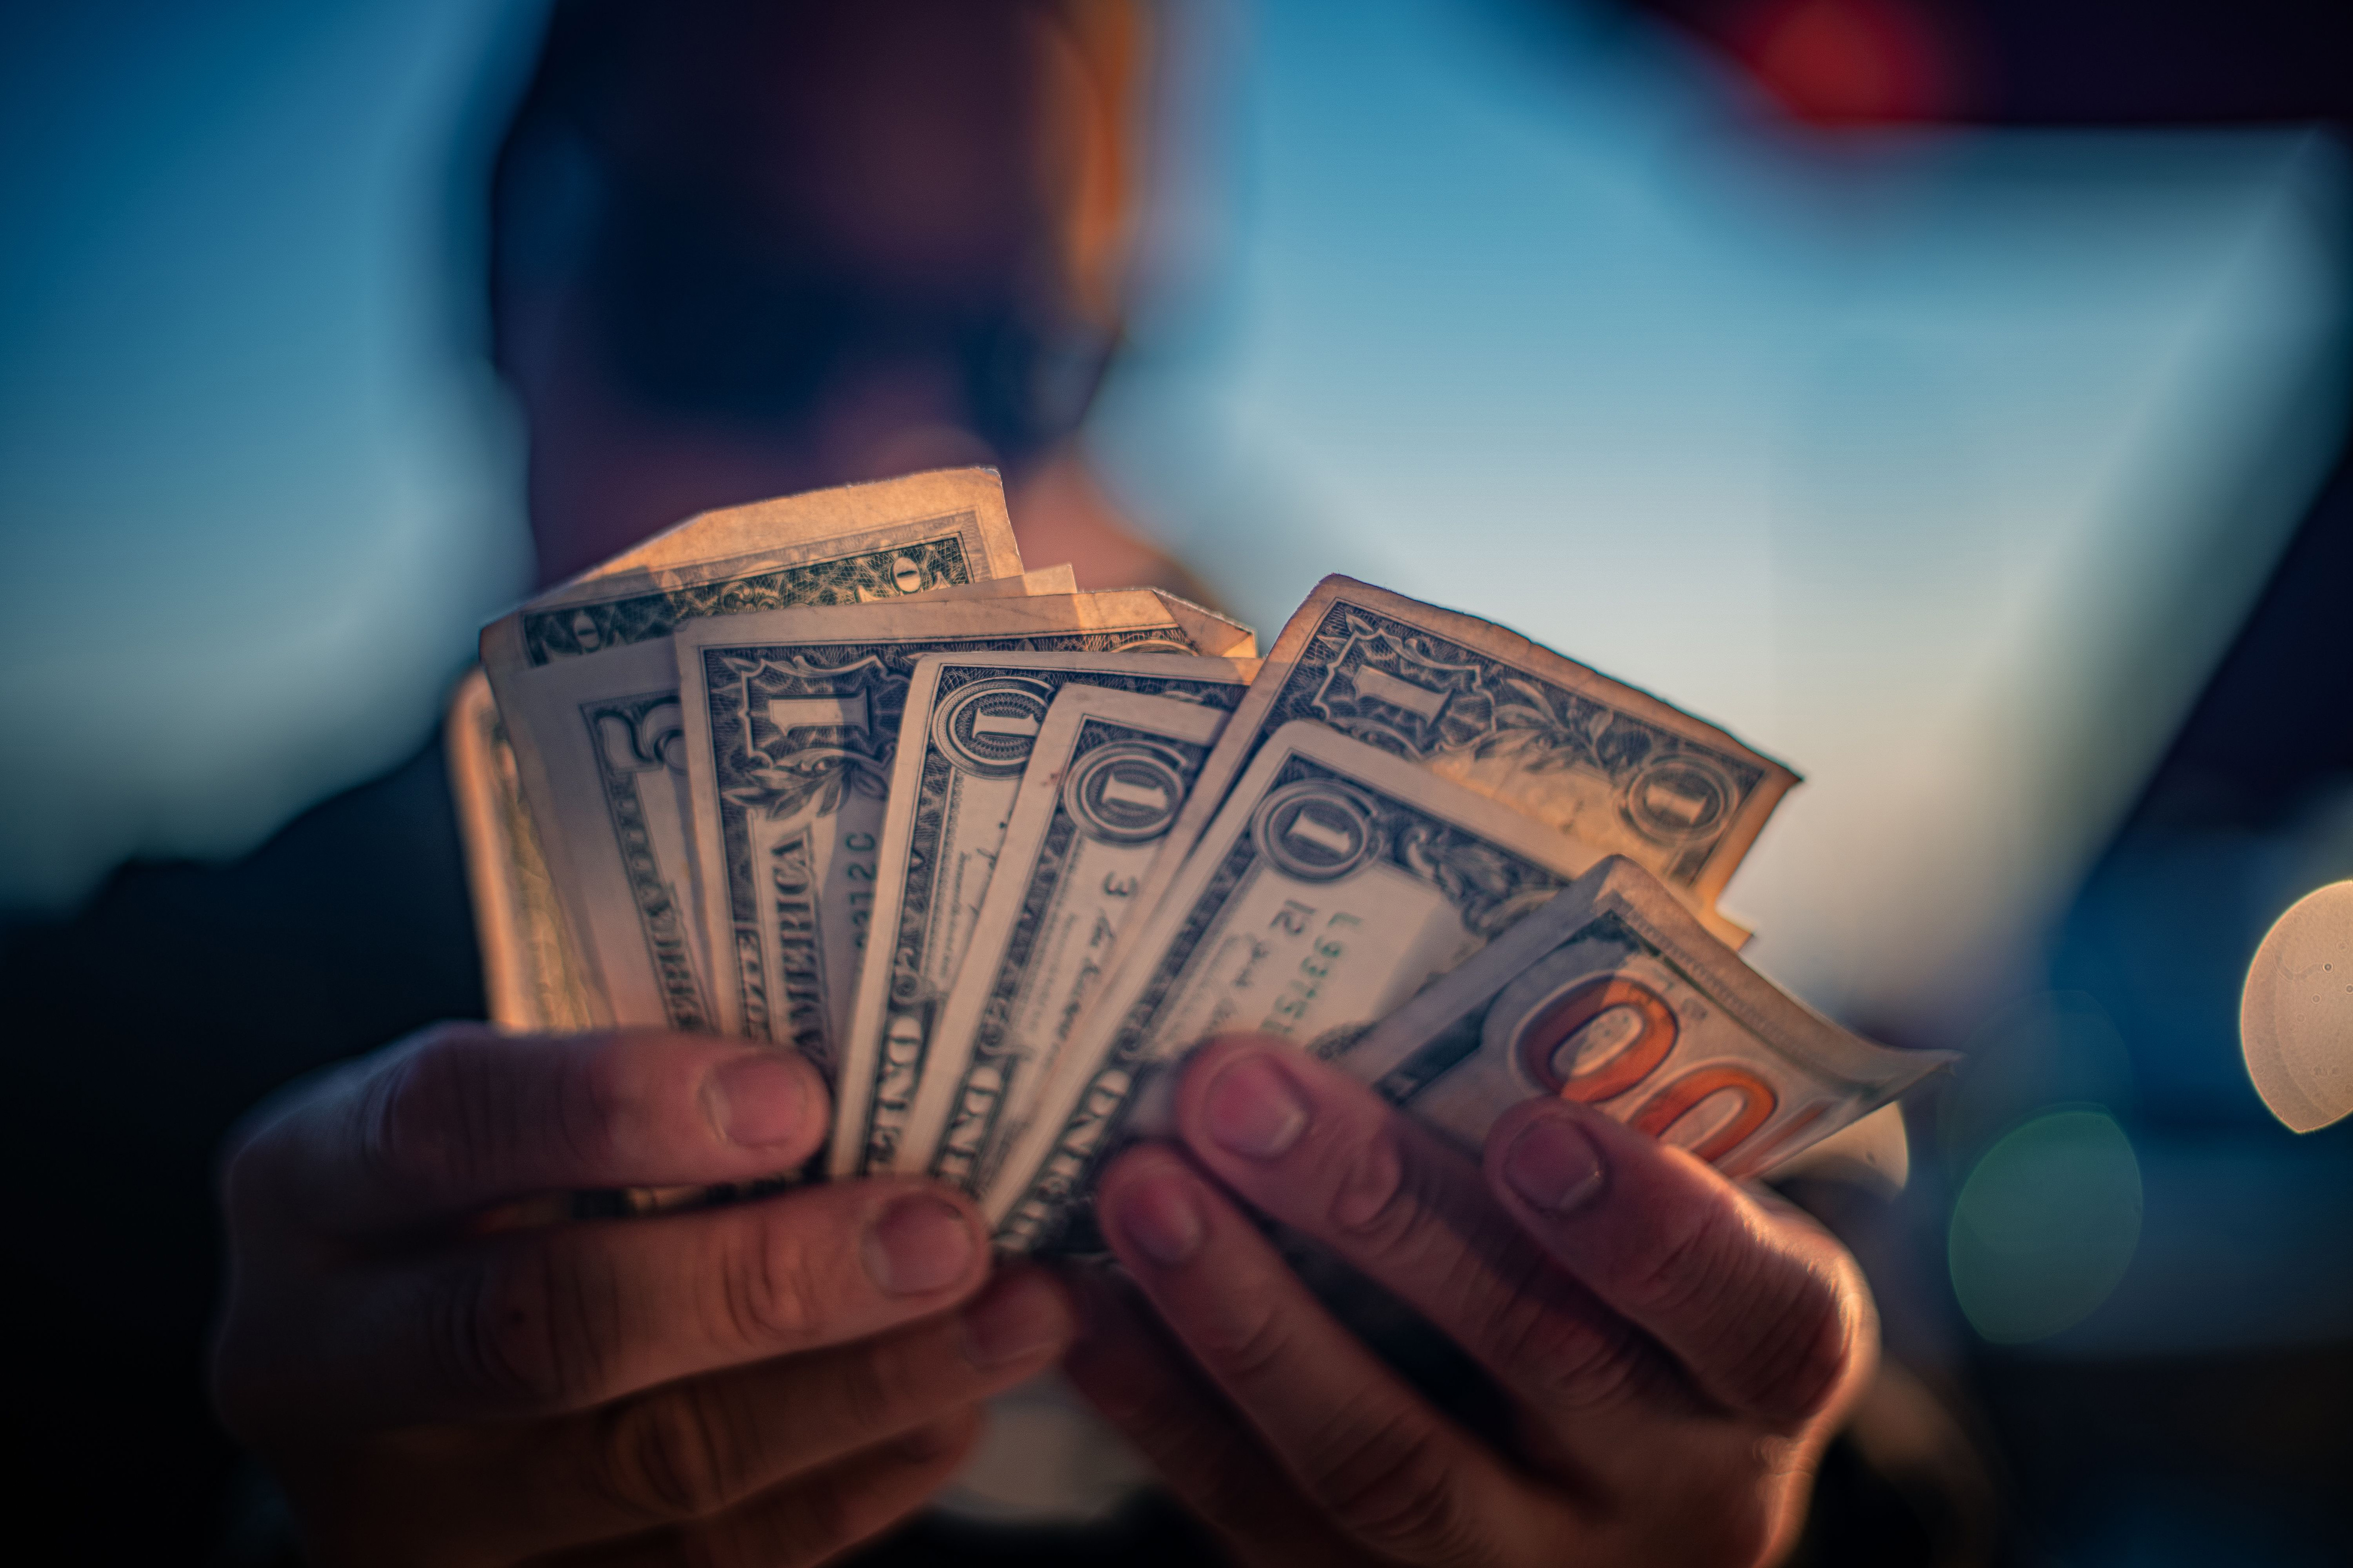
[676,592,1255,1078]
[1124,576,1796,953]
[985,719,1602,1251]
[480,470,1036,1029]
[836,654,1255,1177]
[517,467,1031,658]
[898,685,1234,1189]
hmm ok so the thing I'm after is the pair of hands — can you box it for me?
[214,1025,1873,1566]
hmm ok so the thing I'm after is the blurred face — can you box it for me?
[493,0,1140,584]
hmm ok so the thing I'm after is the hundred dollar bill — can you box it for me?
[444,667,597,1031]
[676,592,1256,1077]
[1332,857,1955,1181]
[1126,576,1796,950]
[986,720,1606,1252]
[836,655,1255,1177]
[900,687,1231,1190]
[480,470,1038,1028]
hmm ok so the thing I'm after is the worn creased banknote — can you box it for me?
[445,667,598,1032]
[897,686,1234,1190]
[481,469,1042,1030]
[1123,576,1795,953]
[525,467,1033,630]
[1333,856,1955,1181]
[674,591,1255,1080]
[836,654,1255,1176]
[984,719,1606,1251]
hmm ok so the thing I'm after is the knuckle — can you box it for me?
[1324,1125,1416,1245]
[1192,1292,1292,1383]
[1472,1260,1642,1412]
[362,1025,484,1195]
[1620,1198,1735,1321]
[1322,1128,1468,1288]
[1305,1408,1478,1563]
[1622,1199,1858,1422]
[1458,1241,1556,1362]
[592,1386,745,1522]
[711,1212,829,1350]
[1734,1265,1854,1424]
[450,1240,615,1410]
[1515,1307,1648,1413]
[832,1341,923,1437]
[568,1035,653,1168]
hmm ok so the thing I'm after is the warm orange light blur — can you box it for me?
[1033,0,1151,333]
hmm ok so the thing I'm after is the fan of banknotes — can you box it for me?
[449,468,1950,1250]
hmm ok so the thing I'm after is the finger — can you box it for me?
[1171,1036,1678,1424]
[224,1023,829,1234]
[501,1267,1075,1552]
[1096,1143,1566,1566]
[1485,1095,1870,1427]
[221,1178,994,1427]
[544,1408,984,1568]
[1061,1269,1368,1568]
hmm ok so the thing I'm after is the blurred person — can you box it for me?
[490,0,1209,599]
[5,2,1889,1563]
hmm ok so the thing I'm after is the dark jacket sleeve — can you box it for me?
[0,740,483,1563]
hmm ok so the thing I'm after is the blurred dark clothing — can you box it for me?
[3,736,481,1561]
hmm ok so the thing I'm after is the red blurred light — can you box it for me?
[1725,0,1966,125]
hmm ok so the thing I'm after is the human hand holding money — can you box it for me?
[449,470,1949,1237]
[211,1021,1077,1566]
[1059,1031,1878,1568]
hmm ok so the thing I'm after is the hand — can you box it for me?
[212,1024,1074,1567]
[1063,1035,1874,1568]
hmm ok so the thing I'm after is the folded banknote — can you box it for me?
[1330,856,1955,1181]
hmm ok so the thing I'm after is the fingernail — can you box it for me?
[864,1197,978,1295]
[1203,1055,1310,1160]
[1114,1168,1206,1267]
[707,1053,807,1147]
[1503,1114,1606,1213]
[960,1272,1072,1368]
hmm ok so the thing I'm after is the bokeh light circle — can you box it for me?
[1947,1110,2142,1344]
[2239,879,2353,1133]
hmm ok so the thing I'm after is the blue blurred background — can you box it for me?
[3,0,2349,1561]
